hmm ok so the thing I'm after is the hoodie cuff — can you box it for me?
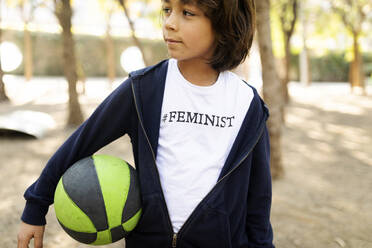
[21,201,49,226]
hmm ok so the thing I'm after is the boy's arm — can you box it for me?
[21,78,136,226]
[246,125,275,248]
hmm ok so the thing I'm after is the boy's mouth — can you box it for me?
[165,38,182,44]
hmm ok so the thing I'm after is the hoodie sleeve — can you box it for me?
[21,78,136,226]
[246,125,275,248]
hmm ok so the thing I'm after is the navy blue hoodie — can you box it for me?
[21,60,274,248]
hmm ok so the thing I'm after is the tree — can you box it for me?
[330,0,371,94]
[0,0,9,102]
[6,0,42,81]
[53,0,84,126]
[298,0,311,86]
[117,0,149,66]
[98,0,121,85]
[273,0,298,103]
[256,0,284,179]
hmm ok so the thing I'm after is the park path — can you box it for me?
[0,78,371,247]
[272,83,372,248]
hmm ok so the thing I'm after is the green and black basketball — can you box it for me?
[54,154,142,245]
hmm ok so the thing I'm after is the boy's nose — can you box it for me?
[164,13,179,31]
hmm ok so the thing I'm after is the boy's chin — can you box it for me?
[167,53,191,62]
[167,52,180,60]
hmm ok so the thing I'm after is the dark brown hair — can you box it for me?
[184,0,256,72]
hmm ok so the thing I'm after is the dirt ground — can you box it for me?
[0,77,371,248]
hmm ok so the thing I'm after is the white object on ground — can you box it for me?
[0,110,56,138]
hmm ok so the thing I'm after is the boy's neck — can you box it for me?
[177,59,219,87]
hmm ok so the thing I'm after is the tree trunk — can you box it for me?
[105,28,116,86]
[0,63,8,102]
[256,0,284,180]
[76,59,86,95]
[0,0,9,102]
[118,0,149,66]
[279,0,298,103]
[299,47,311,86]
[299,2,311,86]
[24,24,33,81]
[350,31,365,94]
[55,0,84,126]
[283,37,291,102]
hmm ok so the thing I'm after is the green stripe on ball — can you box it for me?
[92,229,112,246]
[93,154,130,229]
[123,209,142,232]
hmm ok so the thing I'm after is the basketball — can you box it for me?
[54,154,142,245]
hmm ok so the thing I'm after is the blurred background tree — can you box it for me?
[53,0,84,126]
[256,0,284,179]
[329,0,372,94]
[270,0,372,86]
[118,0,149,66]
[5,0,43,81]
[273,0,298,104]
[0,0,9,101]
[298,0,311,86]
[98,0,120,85]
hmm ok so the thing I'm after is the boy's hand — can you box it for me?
[17,221,45,248]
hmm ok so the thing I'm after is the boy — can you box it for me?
[18,0,275,247]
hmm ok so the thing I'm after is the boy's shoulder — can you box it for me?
[129,59,169,78]
[222,70,269,118]
[225,70,261,99]
[228,72,269,118]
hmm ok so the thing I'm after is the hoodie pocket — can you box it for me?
[180,207,232,248]
[134,193,170,232]
[126,193,171,247]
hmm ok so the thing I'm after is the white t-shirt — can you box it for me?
[156,59,254,232]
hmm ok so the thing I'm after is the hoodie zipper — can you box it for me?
[131,81,176,245]
[172,233,178,248]
[131,78,266,248]
[216,121,266,184]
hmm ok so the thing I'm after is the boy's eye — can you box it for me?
[183,10,195,16]
[162,7,171,14]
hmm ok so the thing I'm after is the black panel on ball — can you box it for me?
[62,157,109,231]
[111,225,129,243]
[122,164,142,223]
[58,220,97,244]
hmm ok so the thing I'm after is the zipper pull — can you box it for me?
[172,233,177,248]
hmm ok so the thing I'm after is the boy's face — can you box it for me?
[161,0,215,64]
